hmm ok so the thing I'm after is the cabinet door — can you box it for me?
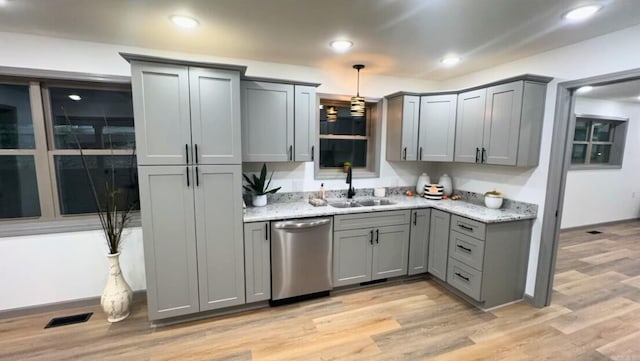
[138,166,198,320]
[419,95,457,162]
[244,222,271,303]
[189,67,241,165]
[294,85,316,162]
[454,89,486,163]
[372,225,410,280]
[194,165,245,311]
[241,81,294,162]
[408,209,431,275]
[428,209,451,281]
[401,96,420,161]
[483,81,523,166]
[333,229,373,287]
[131,62,192,166]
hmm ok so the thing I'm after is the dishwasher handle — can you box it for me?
[273,218,331,229]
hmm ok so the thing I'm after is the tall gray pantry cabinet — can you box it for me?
[124,54,246,321]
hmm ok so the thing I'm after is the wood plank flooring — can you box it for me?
[1,220,639,360]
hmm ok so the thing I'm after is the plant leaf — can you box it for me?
[242,173,254,186]
[265,186,281,194]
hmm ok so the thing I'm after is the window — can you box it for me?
[571,114,628,168]
[316,97,381,178]
[0,75,138,229]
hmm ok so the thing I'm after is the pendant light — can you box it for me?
[350,64,365,117]
[326,106,338,122]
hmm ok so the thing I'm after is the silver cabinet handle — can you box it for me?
[273,218,330,229]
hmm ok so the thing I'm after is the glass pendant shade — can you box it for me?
[350,64,366,117]
[326,106,338,122]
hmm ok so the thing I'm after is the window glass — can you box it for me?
[590,144,611,164]
[320,105,366,136]
[319,139,367,168]
[571,144,587,164]
[591,122,612,142]
[573,120,589,142]
[0,155,40,218]
[49,87,135,149]
[54,155,139,215]
[0,84,35,149]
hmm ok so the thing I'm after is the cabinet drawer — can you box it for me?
[447,258,483,301]
[450,215,486,240]
[334,210,411,231]
[449,230,485,271]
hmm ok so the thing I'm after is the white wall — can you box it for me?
[3,22,640,310]
[561,98,640,229]
[439,24,640,295]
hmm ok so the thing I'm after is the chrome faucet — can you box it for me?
[346,166,356,199]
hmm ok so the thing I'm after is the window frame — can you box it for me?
[570,113,629,170]
[0,70,139,237]
[315,93,382,180]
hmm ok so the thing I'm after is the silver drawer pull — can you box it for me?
[457,244,472,253]
[458,224,474,231]
[455,272,470,282]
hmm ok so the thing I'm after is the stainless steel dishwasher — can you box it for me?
[271,217,333,301]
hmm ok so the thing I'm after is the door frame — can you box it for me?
[532,67,640,307]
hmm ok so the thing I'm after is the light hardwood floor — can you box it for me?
[2,220,640,360]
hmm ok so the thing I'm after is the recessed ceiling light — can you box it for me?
[329,40,353,52]
[170,15,199,29]
[563,5,602,21]
[441,56,461,66]
[576,86,593,94]
[68,94,81,101]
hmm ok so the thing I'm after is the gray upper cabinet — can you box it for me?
[408,209,430,275]
[242,81,317,162]
[131,62,241,166]
[372,225,410,280]
[427,209,451,281]
[454,80,547,167]
[189,68,242,165]
[418,95,457,161]
[244,222,271,303]
[131,62,192,166]
[454,89,486,164]
[294,85,317,162]
[333,228,374,287]
[194,165,245,311]
[386,95,420,161]
[138,166,199,321]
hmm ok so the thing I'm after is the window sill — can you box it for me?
[315,168,379,180]
[569,164,622,171]
[0,213,141,238]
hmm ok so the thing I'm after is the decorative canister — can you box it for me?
[484,190,504,209]
[416,173,430,195]
[439,174,453,196]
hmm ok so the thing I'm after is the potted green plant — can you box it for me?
[243,163,281,207]
[343,161,352,173]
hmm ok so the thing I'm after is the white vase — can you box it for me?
[416,173,430,195]
[101,252,133,323]
[439,174,453,196]
[252,194,267,207]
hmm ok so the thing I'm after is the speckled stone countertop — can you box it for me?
[243,192,537,224]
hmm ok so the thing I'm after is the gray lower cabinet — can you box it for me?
[333,210,411,287]
[241,81,317,162]
[408,209,430,275]
[139,165,245,320]
[243,222,271,303]
[446,214,532,308]
[427,209,451,281]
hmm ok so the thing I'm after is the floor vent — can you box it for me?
[44,312,92,329]
[586,230,603,235]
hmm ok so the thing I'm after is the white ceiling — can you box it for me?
[578,79,640,103]
[1,0,640,80]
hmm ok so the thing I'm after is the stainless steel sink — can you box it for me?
[357,199,396,207]
[328,201,363,208]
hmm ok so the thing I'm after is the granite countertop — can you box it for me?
[243,194,537,224]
